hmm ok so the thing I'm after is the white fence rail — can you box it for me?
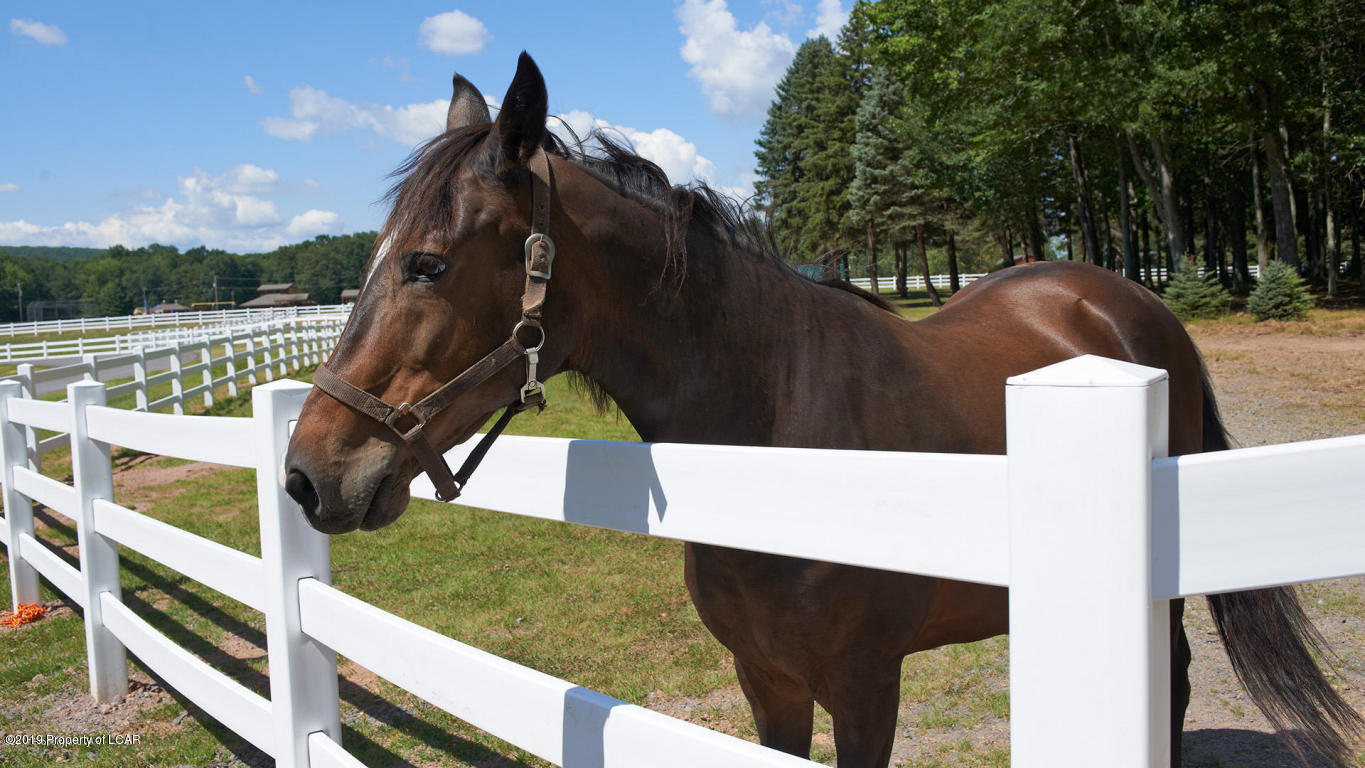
[0,303,352,338]
[1,355,1362,768]
[848,263,1269,293]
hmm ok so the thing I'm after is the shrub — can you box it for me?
[1247,260,1313,321]
[1163,258,1231,321]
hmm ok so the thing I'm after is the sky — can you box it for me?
[2,1,849,253]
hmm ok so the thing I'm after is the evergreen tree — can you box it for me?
[850,68,917,296]
[1162,257,1230,321]
[1247,260,1314,321]
[755,38,837,259]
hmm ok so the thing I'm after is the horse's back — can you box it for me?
[901,262,1205,454]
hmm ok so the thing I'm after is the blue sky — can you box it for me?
[2,1,848,253]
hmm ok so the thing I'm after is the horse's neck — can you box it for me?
[569,226,899,445]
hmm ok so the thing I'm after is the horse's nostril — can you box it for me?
[285,469,320,517]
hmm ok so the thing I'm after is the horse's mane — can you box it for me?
[378,122,894,313]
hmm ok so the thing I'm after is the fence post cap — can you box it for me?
[0,379,19,397]
[1007,354,1167,388]
[68,379,107,393]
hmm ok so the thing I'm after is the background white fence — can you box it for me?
[848,264,1268,293]
[4,318,343,466]
[0,303,351,338]
[1,355,1362,768]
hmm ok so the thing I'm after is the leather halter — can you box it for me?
[312,149,556,502]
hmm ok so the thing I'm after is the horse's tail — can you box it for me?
[1199,367,1364,763]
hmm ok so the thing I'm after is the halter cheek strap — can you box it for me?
[312,149,556,502]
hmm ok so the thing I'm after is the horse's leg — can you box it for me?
[822,656,902,768]
[734,657,814,758]
[1170,598,1192,766]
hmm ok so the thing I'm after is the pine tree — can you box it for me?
[1247,260,1314,321]
[755,38,838,260]
[850,68,911,296]
[1162,257,1231,321]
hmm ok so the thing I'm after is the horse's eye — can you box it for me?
[407,251,448,282]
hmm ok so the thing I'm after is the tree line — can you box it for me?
[754,0,1365,304]
[0,233,377,321]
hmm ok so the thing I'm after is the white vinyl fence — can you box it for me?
[2,355,1363,768]
[848,264,1269,293]
[0,312,348,365]
[6,318,343,465]
[0,303,351,338]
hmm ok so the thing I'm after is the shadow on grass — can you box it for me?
[116,555,529,766]
[1182,728,1360,768]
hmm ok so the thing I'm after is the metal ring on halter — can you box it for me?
[524,233,555,279]
[512,320,546,353]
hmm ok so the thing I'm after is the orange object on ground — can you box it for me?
[0,603,47,628]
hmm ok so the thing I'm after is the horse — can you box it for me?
[283,53,1362,766]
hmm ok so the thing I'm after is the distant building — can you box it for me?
[340,289,360,303]
[150,302,191,314]
[257,282,299,294]
[240,292,311,308]
[239,282,311,308]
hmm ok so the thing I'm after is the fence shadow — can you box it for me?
[562,685,617,768]
[1182,728,1351,767]
[30,507,530,766]
[562,440,667,530]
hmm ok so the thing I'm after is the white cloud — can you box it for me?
[288,210,344,238]
[382,56,418,83]
[244,75,262,94]
[677,0,797,124]
[551,110,720,189]
[762,0,804,27]
[10,18,66,46]
[0,165,341,252]
[262,85,447,147]
[806,0,848,40]
[419,10,489,56]
[0,183,18,193]
[261,82,744,200]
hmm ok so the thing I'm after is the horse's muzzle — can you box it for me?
[284,447,410,534]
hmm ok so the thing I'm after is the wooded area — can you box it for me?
[0,233,376,321]
[755,0,1365,303]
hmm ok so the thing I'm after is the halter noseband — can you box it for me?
[311,149,556,502]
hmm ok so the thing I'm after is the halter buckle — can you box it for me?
[385,401,425,433]
[524,233,555,279]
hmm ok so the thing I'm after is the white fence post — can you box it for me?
[169,345,185,415]
[1006,355,1170,768]
[0,380,40,609]
[14,363,40,470]
[69,380,130,702]
[246,334,258,385]
[201,344,214,407]
[255,381,340,768]
[225,338,239,397]
[133,348,148,411]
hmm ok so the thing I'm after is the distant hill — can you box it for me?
[0,245,103,261]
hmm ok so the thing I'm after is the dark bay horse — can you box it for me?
[284,54,1361,766]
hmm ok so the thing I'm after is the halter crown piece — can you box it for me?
[312,149,556,501]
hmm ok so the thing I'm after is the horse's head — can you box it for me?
[285,53,573,533]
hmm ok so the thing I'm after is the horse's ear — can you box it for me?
[446,73,490,132]
[488,52,547,172]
